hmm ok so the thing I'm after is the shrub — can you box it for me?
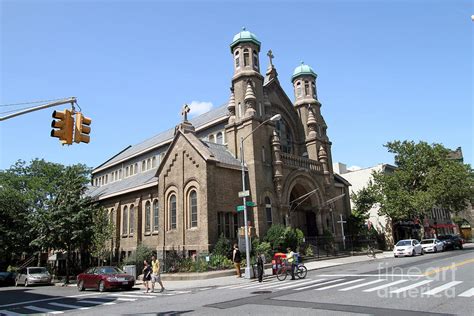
[209,254,233,270]
[212,233,232,258]
[255,241,272,261]
[121,244,154,275]
[264,224,286,251]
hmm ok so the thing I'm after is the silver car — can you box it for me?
[15,267,52,287]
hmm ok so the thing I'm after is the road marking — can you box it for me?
[294,279,346,291]
[25,305,64,314]
[199,287,212,291]
[318,274,424,277]
[0,310,22,316]
[109,294,154,298]
[226,282,272,289]
[421,281,463,296]
[458,287,474,297]
[339,279,386,291]
[423,258,474,276]
[78,299,114,305]
[245,279,308,290]
[389,280,433,294]
[315,279,366,291]
[116,298,137,301]
[276,279,328,290]
[0,293,100,308]
[48,302,91,310]
[363,280,409,292]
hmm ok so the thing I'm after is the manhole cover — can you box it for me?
[250,290,272,294]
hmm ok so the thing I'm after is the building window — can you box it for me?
[134,163,138,174]
[304,81,310,96]
[296,82,302,97]
[153,200,159,232]
[145,201,151,233]
[170,194,177,230]
[216,132,223,145]
[147,159,151,170]
[276,120,293,154]
[253,50,258,69]
[243,49,249,67]
[262,146,266,162]
[119,169,122,179]
[152,156,157,168]
[190,190,198,228]
[312,82,316,98]
[235,51,240,68]
[129,204,135,234]
[122,206,128,236]
[217,212,238,238]
[239,103,244,118]
[265,197,272,227]
[258,102,263,117]
[142,161,146,172]
[125,166,129,177]
[209,134,215,143]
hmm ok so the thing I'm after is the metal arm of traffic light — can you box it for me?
[0,97,76,121]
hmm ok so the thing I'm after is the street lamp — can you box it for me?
[240,113,281,279]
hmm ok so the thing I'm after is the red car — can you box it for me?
[77,266,135,292]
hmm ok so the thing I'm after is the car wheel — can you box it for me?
[412,250,415,256]
[434,247,437,253]
[98,280,106,292]
[421,249,424,255]
[77,280,85,292]
[394,255,398,258]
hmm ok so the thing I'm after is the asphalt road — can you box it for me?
[1,246,473,316]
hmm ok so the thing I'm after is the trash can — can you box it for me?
[271,252,287,275]
[123,265,136,280]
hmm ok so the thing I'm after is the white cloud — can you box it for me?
[188,101,213,117]
[347,165,362,171]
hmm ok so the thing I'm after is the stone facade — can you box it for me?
[89,29,351,263]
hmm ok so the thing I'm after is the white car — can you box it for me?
[420,239,444,253]
[393,239,424,257]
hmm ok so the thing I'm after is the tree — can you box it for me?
[348,184,377,237]
[90,207,115,266]
[372,140,473,228]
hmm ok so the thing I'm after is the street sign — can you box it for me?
[246,201,256,207]
[236,205,245,212]
[238,190,250,198]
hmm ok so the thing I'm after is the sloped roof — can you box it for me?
[94,103,229,173]
[87,169,158,200]
[203,141,241,168]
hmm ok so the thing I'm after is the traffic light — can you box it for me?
[74,112,91,144]
[51,109,73,145]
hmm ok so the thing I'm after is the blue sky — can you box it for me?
[1,0,472,171]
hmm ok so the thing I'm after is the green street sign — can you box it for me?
[246,201,256,207]
[236,205,245,211]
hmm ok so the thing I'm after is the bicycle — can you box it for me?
[276,263,307,281]
[366,244,376,258]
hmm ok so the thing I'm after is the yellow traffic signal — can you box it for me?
[51,109,73,145]
[74,112,91,144]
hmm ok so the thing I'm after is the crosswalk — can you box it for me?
[217,276,474,299]
[0,289,192,315]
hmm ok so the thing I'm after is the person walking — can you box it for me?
[232,244,242,278]
[151,255,165,293]
[142,260,152,293]
[256,251,265,282]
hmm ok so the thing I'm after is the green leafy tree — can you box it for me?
[91,207,115,266]
[373,140,473,230]
[348,184,377,237]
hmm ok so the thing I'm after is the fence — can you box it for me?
[301,235,380,259]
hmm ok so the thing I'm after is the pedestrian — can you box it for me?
[142,260,152,293]
[151,255,165,293]
[286,247,296,280]
[232,244,242,278]
[257,251,265,282]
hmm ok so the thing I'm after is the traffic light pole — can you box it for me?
[0,97,76,121]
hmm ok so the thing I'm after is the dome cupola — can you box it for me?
[291,61,317,82]
[230,27,261,52]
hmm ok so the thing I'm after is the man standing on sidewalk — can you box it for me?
[233,244,242,278]
[151,255,165,293]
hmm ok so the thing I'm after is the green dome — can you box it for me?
[230,27,261,51]
[291,62,317,81]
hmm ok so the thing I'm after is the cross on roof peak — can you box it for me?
[181,104,190,122]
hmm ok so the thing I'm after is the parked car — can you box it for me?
[15,267,52,287]
[420,239,444,253]
[77,266,135,292]
[0,272,16,286]
[393,239,424,257]
[438,235,463,250]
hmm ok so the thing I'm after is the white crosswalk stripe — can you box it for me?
[250,279,314,290]
[315,278,366,291]
[0,310,22,316]
[294,278,346,291]
[109,293,155,299]
[276,279,328,290]
[48,302,91,310]
[363,279,409,292]
[339,279,386,291]
[79,299,116,305]
[421,281,463,296]
[458,287,474,297]
[389,280,434,294]
[116,298,137,301]
[25,305,64,314]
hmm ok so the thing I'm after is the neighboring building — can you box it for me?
[88,29,351,262]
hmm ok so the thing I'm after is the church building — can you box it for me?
[88,28,351,261]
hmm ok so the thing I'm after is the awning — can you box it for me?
[432,223,457,229]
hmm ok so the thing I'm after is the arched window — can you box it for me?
[170,195,177,230]
[304,81,310,95]
[118,169,122,179]
[235,51,240,68]
[253,50,258,69]
[276,120,293,154]
[109,208,114,225]
[152,156,157,168]
[142,161,146,172]
[312,82,316,98]
[243,49,249,67]
[265,197,272,226]
[122,206,128,235]
[111,172,115,182]
[190,190,198,228]
[134,163,138,174]
[258,102,263,117]
[262,146,266,162]
[153,200,159,231]
[209,134,215,143]
[296,82,302,97]
[145,201,151,233]
[125,166,129,177]
[147,159,151,170]
[216,132,223,145]
[129,204,135,234]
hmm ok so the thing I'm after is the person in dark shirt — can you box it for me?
[232,244,242,278]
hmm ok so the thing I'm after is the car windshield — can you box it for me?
[28,268,47,274]
[421,240,434,244]
[396,240,412,246]
[98,267,124,275]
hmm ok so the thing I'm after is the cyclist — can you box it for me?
[286,247,296,280]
